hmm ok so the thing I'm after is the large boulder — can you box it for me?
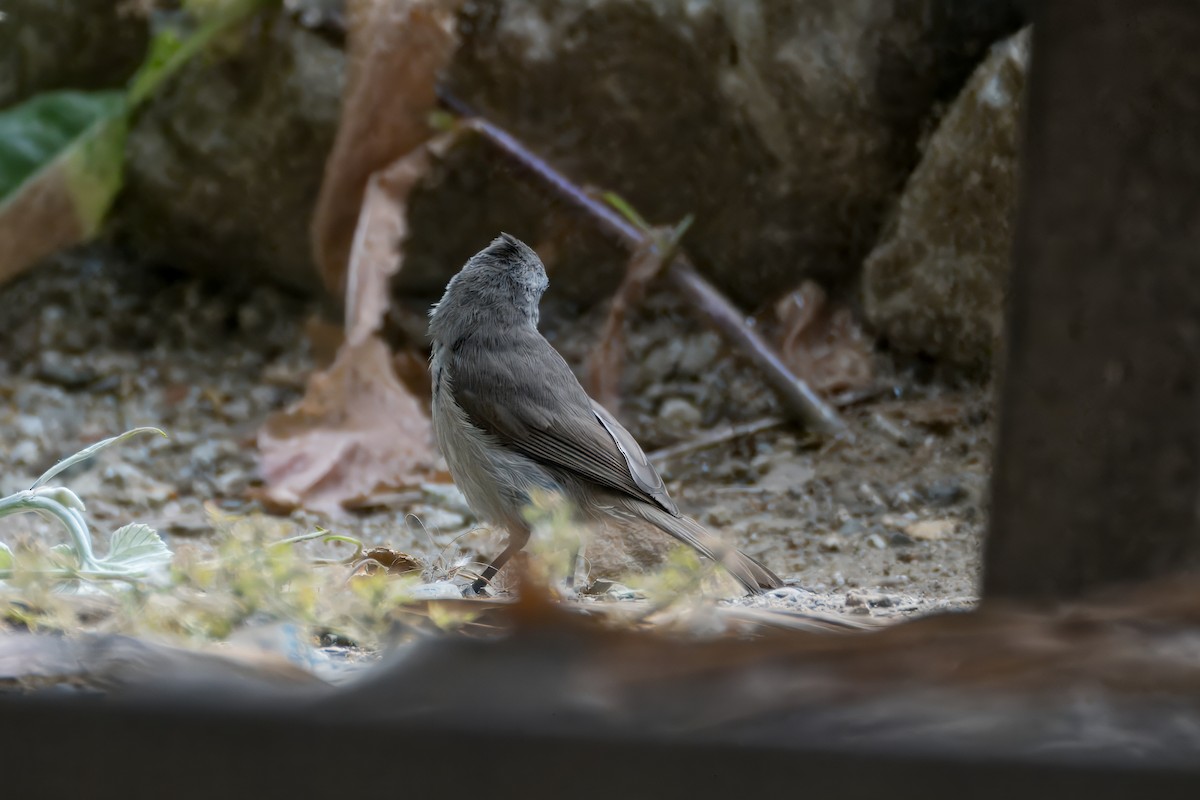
[103,0,1023,306]
[862,27,1031,371]
[117,10,345,293]
[425,0,1024,306]
[0,0,148,109]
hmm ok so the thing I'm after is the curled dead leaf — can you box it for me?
[775,280,874,395]
[351,547,424,580]
[586,231,677,412]
[259,136,457,516]
[311,0,462,296]
[257,336,435,516]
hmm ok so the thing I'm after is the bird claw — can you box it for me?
[463,579,494,597]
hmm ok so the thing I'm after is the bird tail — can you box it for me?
[625,501,783,594]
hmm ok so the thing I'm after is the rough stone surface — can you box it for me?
[863,28,1031,371]
[0,0,148,110]
[432,0,1023,307]
[117,11,345,292]
[394,132,629,306]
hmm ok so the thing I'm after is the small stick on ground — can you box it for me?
[649,417,788,465]
[441,92,847,436]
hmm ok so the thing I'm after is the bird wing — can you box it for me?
[589,398,677,515]
[447,328,678,516]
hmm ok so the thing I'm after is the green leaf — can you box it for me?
[0,91,124,201]
[0,542,13,572]
[98,523,172,572]
[602,191,652,233]
[33,427,166,489]
[0,0,275,285]
[128,0,274,109]
[0,90,127,282]
[49,543,80,569]
[126,28,186,109]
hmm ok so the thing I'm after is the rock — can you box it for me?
[13,414,45,440]
[102,462,175,506]
[676,332,721,376]
[863,27,1031,370]
[921,479,968,507]
[35,351,97,390]
[406,505,468,533]
[10,439,41,467]
[118,12,345,292]
[819,534,843,553]
[421,482,473,517]
[581,518,674,581]
[759,459,816,495]
[866,532,888,550]
[426,0,1025,306]
[905,518,958,541]
[845,590,898,608]
[406,580,464,600]
[0,0,148,109]
[657,397,702,434]
[765,586,812,603]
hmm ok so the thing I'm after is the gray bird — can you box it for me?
[429,233,783,594]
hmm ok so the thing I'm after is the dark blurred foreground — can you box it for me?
[6,0,1200,796]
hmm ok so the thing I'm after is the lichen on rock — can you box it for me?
[863,27,1031,372]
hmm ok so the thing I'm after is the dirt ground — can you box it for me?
[0,247,989,622]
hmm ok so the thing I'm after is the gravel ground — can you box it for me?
[0,247,988,627]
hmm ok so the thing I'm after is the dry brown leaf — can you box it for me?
[896,397,968,434]
[905,519,958,541]
[775,280,874,395]
[351,547,424,580]
[257,336,435,516]
[0,165,85,288]
[586,235,673,412]
[258,135,457,515]
[311,0,462,295]
[303,315,344,369]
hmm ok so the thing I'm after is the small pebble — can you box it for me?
[766,586,811,603]
[866,532,888,550]
[36,351,96,390]
[421,483,472,515]
[845,591,898,609]
[676,332,720,375]
[657,397,702,431]
[407,581,465,600]
[10,439,40,466]
[405,505,467,533]
[13,414,45,439]
[837,519,864,536]
[923,480,967,507]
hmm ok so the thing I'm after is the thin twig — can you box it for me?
[649,417,787,465]
[647,384,894,464]
[441,91,847,435]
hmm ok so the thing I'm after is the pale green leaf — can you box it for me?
[50,543,80,569]
[99,523,172,572]
[32,427,166,489]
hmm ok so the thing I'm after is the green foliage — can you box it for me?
[0,0,276,277]
[0,91,124,202]
[0,427,170,578]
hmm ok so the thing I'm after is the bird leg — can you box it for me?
[470,523,532,594]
